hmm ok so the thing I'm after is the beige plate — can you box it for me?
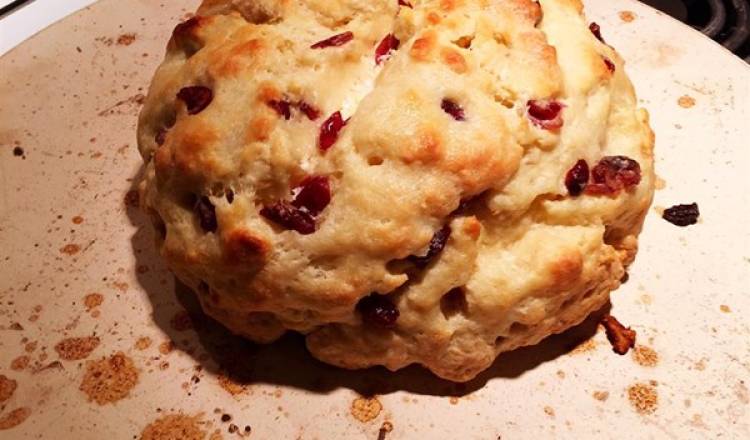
[1,0,749,438]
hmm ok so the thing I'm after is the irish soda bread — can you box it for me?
[137,0,654,381]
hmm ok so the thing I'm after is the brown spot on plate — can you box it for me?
[678,95,695,108]
[0,407,31,430]
[135,336,152,350]
[55,336,101,360]
[592,390,609,401]
[569,336,598,354]
[628,382,658,414]
[117,33,136,46]
[140,414,207,440]
[378,421,393,440]
[84,293,104,310]
[158,341,174,355]
[217,374,247,396]
[350,396,382,423]
[80,352,138,405]
[0,375,18,402]
[60,243,81,255]
[632,345,659,367]
[619,11,636,22]
[11,355,30,371]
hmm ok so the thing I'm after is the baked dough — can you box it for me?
[137,0,654,381]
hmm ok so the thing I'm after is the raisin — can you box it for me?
[357,293,399,328]
[260,201,316,234]
[441,99,465,121]
[585,155,641,195]
[662,203,699,227]
[225,189,235,204]
[292,176,331,215]
[311,31,354,49]
[267,100,291,119]
[375,34,400,64]
[194,196,217,232]
[177,86,213,115]
[601,314,636,355]
[589,22,605,43]
[319,111,346,151]
[408,225,451,268]
[565,159,589,196]
[603,57,615,73]
[527,99,564,130]
[297,101,321,120]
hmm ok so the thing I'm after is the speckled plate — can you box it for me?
[1,0,749,438]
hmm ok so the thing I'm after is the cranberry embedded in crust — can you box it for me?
[441,98,466,121]
[297,101,321,120]
[603,57,616,73]
[311,31,354,49]
[260,201,316,235]
[177,86,213,115]
[527,99,564,130]
[356,293,399,328]
[194,196,217,232]
[565,159,589,196]
[292,175,331,215]
[585,155,641,195]
[375,34,400,64]
[318,111,346,151]
[589,22,605,43]
[408,225,451,268]
[398,0,413,7]
[267,100,291,120]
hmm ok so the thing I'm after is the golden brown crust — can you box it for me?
[137,0,655,381]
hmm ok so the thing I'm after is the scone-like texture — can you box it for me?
[137,0,654,381]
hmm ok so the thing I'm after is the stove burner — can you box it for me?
[642,0,750,62]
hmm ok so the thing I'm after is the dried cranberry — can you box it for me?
[589,22,605,43]
[311,31,354,49]
[441,99,465,121]
[297,101,320,120]
[292,176,330,215]
[375,34,400,64]
[662,203,699,227]
[565,159,589,196]
[585,156,641,195]
[155,128,168,146]
[356,294,399,328]
[398,0,413,7]
[260,201,316,234]
[527,99,564,130]
[601,314,636,355]
[267,100,291,119]
[603,57,615,73]
[319,111,346,151]
[408,225,451,268]
[194,196,217,232]
[177,86,213,115]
